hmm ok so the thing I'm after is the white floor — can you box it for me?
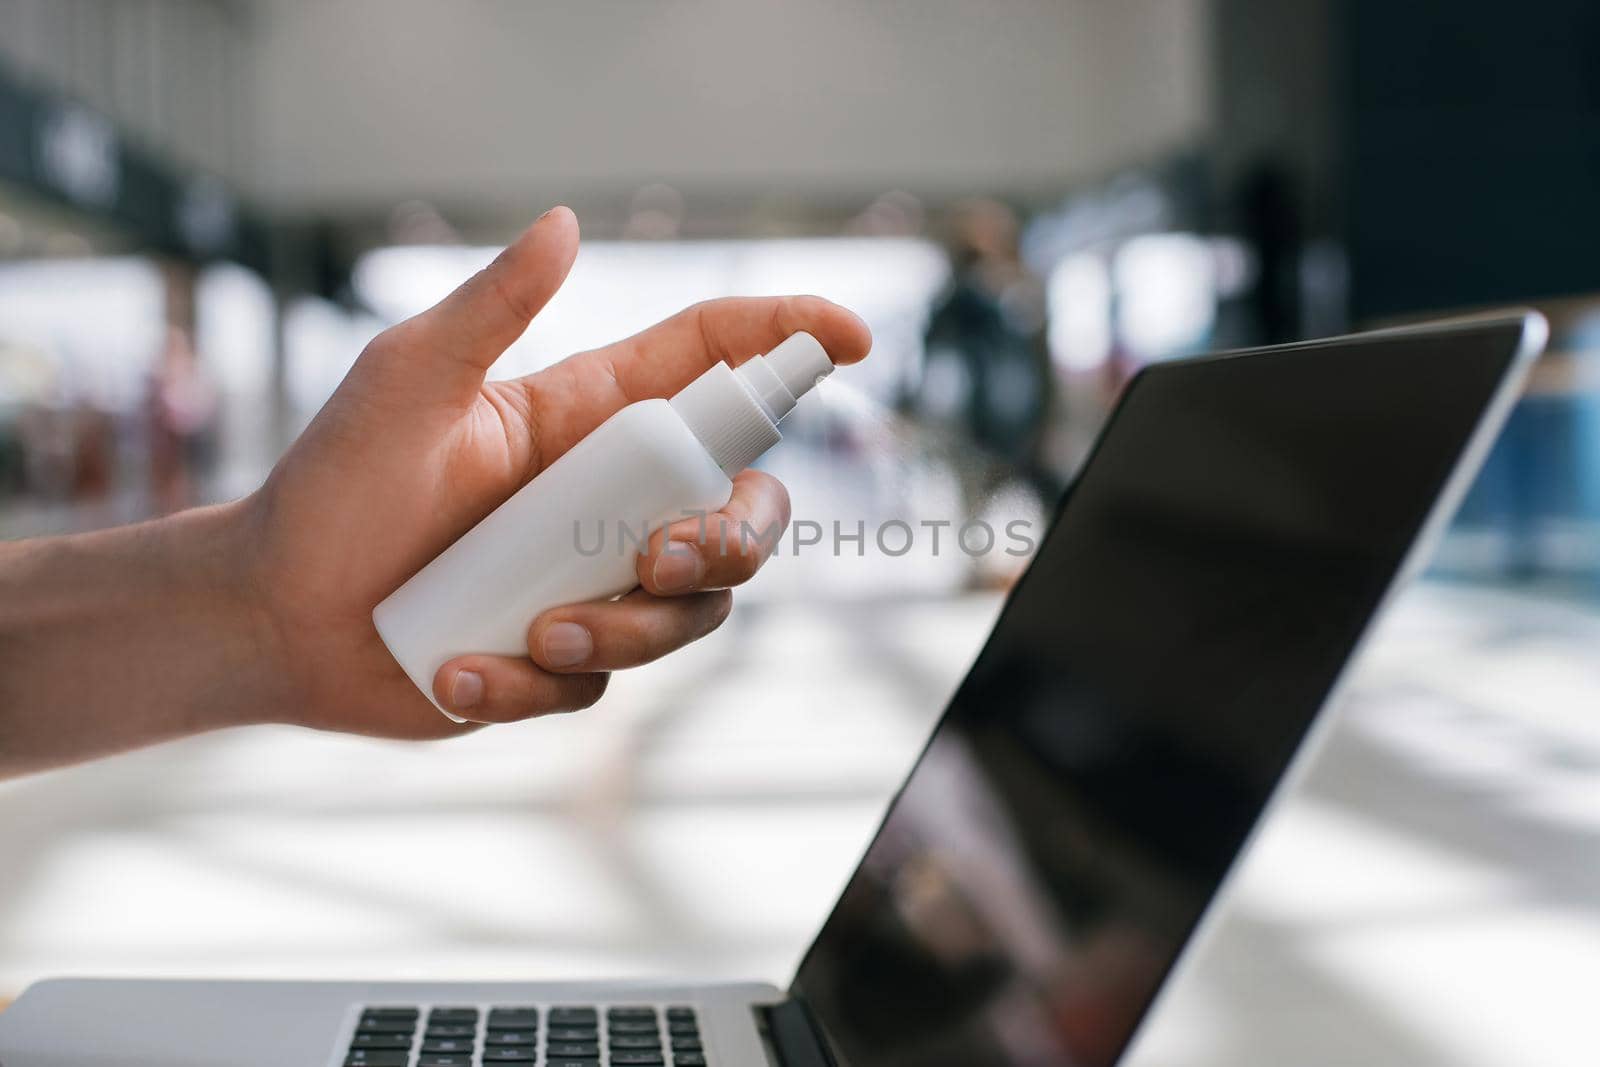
[3,580,1598,1066]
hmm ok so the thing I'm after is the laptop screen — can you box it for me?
[790,318,1535,1067]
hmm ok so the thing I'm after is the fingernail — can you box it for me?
[541,622,593,668]
[450,669,484,711]
[653,543,704,592]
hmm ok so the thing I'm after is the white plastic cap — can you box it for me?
[670,362,781,476]
[764,331,834,398]
[670,331,837,475]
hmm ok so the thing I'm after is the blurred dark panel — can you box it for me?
[0,58,270,272]
[1343,0,1600,317]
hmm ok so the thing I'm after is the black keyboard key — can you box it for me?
[349,1033,412,1049]
[548,1041,600,1056]
[610,1052,665,1065]
[608,1006,657,1020]
[485,1029,538,1045]
[420,1038,476,1054]
[428,1007,479,1021]
[674,1054,707,1066]
[362,1007,420,1018]
[356,1018,416,1034]
[356,1020,416,1034]
[549,1007,599,1023]
[548,1061,601,1067]
[487,1009,540,1027]
[672,1036,703,1051]
[609,1020,659,1034]
[417,1056,475,1067]
[344,1053,409,1067]
[480,1050,536,1063]
[612,1034,662,1049]
[550,1025,599,1040]
[668,1021,699,1035]
[424,1024,476,1038]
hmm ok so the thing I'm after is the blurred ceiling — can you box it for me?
[0,0,1212,234]
[242,1,1209,216]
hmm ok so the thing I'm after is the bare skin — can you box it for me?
[0,207,872,778]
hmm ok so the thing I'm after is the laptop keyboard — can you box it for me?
[344,1004,707,1066]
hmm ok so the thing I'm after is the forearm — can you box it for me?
[0,501,283,778]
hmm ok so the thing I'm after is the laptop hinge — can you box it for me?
[760,997,835,1067]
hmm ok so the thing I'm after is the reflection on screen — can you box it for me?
[792,323,1525,1067]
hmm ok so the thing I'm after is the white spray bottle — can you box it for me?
[373,331,837,719]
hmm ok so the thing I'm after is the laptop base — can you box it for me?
[0,977,782,1067]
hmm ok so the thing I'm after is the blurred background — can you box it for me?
[1,2,1598,1065]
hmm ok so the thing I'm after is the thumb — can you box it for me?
[371,207,579,402]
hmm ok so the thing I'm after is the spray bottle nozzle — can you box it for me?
[731,331,834,423]
[763,331,835,397]
[670,331,839,476]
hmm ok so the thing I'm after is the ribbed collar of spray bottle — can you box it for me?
[670,362,782,475]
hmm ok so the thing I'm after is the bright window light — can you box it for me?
[197,263,276,396]
[0,257,164,411]
[1112,233,1217,363]
[1046,252,1112,373]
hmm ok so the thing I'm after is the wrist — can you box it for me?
[161,498,295,730]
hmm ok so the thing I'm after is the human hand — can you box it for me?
[244,208,870,737]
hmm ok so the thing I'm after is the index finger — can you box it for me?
[522,295,871,464]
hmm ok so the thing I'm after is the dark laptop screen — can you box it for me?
[791,319,1534,1067]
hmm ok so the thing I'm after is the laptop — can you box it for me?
[0,312,1545,1067]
